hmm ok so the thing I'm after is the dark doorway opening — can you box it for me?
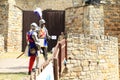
[42,10,65,51]
[22,10,65,52]
[22,11,39,52]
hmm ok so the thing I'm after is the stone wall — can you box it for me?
[0,0,22,52]
[61,5,119,80]
[65,7,84,34]
[61,34,119,80]
[104,4,120,78]
[65,4,104,36]
[0,35,4,53]
[0,0,8,52]
[83,6,104,35]
[15,0,73,10]
[104,4,120,53]
[104,4,120,42]
[7,0,22,52]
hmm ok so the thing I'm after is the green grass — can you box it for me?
[0,73,28,80]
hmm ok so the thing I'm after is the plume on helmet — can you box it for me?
[34,8,42,19]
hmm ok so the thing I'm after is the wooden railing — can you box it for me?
[53,39,67,80]
[23,39,67,80]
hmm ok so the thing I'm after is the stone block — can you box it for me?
[80,71,86,76]
[73,67,82,72]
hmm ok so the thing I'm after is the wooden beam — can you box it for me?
[53,58,59,80]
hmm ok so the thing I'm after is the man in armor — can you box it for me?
[26,22,39,75]
[38,19,51,61]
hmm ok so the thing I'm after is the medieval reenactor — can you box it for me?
[38,19,51,61]
[33,8,42,69]
[26,22,39,75]
[33,8,51,68]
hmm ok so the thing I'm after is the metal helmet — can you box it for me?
[31,22,38,27]
[39,19,46,26]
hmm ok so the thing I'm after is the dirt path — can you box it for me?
[0,58,44,73]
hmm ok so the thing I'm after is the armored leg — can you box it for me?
[28,55,36,75]
[41,47,48,61]
[36,56,39,69]
[36,48,40,68]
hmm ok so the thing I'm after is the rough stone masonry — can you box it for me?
[60,5,119,80]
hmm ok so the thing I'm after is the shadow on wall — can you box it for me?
[84,0,101,5]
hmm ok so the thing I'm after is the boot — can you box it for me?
[28,71,31,75]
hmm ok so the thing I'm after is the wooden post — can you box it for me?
[65,39,67,61]
[59,43,62,75]
[53,58,59,80]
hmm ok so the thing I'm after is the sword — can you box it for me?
[16,52,24,59]
[16,46,28,59]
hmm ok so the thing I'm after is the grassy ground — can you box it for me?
[0,73,27,80]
